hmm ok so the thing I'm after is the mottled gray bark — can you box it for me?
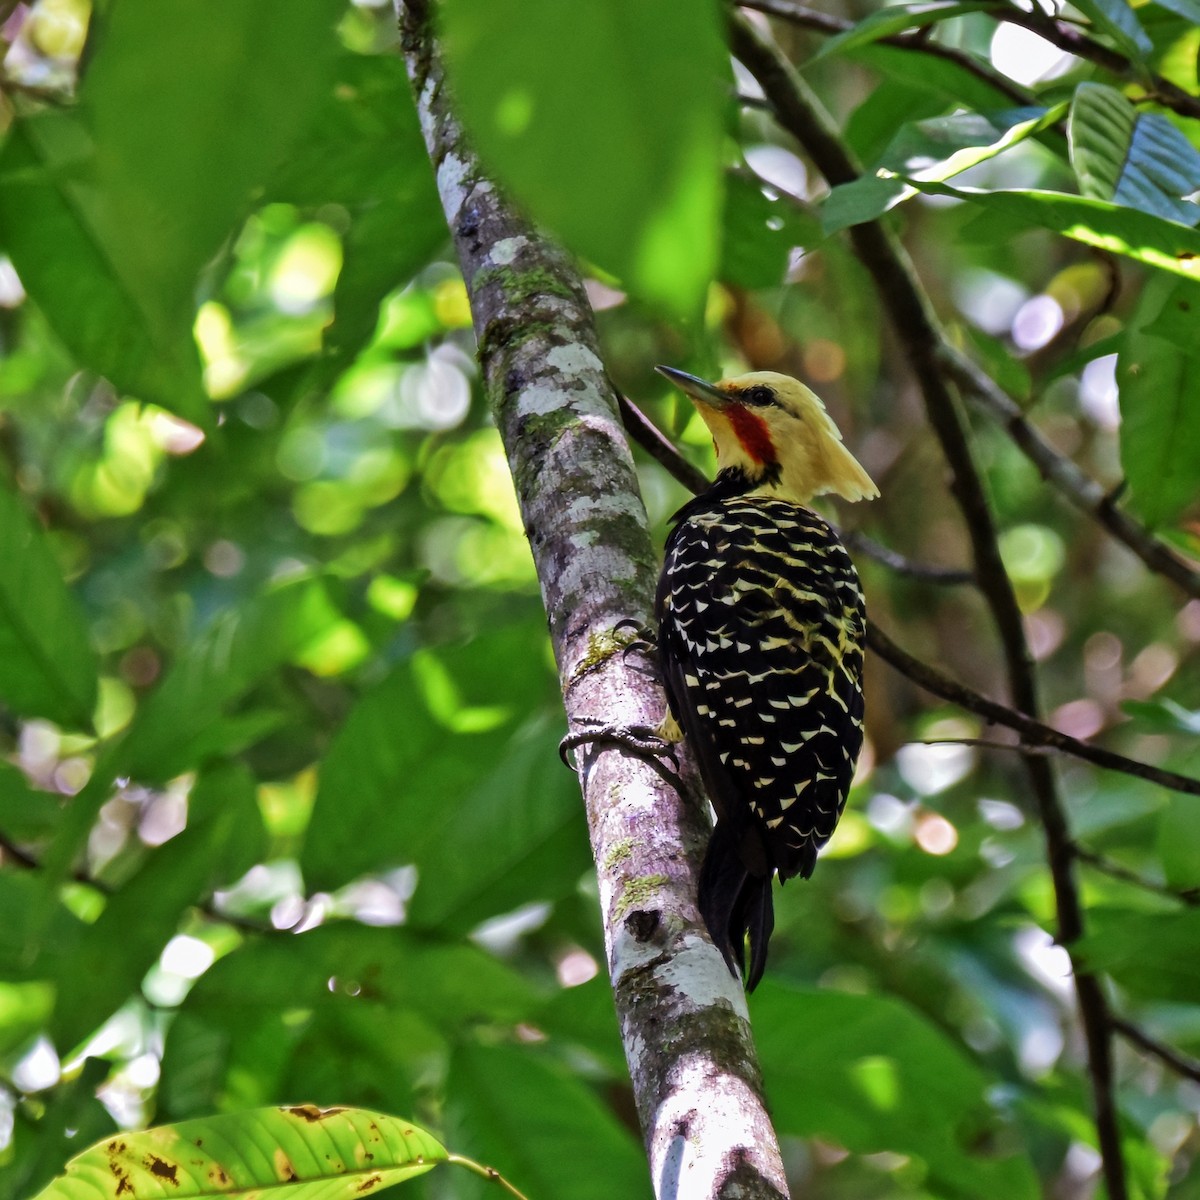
[396,5,789,1198]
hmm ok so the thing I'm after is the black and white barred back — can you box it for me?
[656,486,866,988]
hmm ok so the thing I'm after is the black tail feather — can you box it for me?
[698,821,775,991]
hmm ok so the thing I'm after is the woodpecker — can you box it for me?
[655,365,877,990]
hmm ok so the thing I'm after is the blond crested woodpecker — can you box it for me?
[655,366,878,990]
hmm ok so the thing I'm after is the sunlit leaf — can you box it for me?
[267,54,446,378]
[0,482,98,728]
[49,763,264,1049]
[439,0,726,320]
[1071,0,1152,60]
[812,0,994,61]
[1118,277,1200,527]
[0,0,345,420]
[1070,82,1200,225]
[754,983,1039,1200]
[910,181,1200,280]
[824,106,1066,233]
[41,577,340,886]
[30,1106,446,1200]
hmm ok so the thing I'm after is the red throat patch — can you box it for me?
[726,405,776,465]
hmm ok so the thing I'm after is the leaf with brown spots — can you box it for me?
[28,1106,448,1199]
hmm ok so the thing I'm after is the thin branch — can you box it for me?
[398,8,789,1197]
[739,0,1034,108]
[1073,845,1200,907]
[942,346,1200,601]
[729,15,1126,1195]
[842,531,974,585]
[616,392,710,496]
[993,5,1200,123]
[866,623,1200,798]
[1111,1016,1200,1086]
[0,829,38,869]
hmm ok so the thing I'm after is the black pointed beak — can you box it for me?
[655,365,731,409]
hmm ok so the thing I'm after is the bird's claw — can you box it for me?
[612,619,657,659]
[559,719,681,774]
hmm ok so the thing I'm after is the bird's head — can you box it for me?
[656,366,879,505]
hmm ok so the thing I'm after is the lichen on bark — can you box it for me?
[396,5,791,1197]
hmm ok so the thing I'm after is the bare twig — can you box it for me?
[729,15,1126,1195]
[866,624,1200,797]
[942,346,1200,601]
[842,531,974,585]
[0,829,38,869]
[616,392,710,496]
[1073,845,1200,907]
[993,5,1200,123]
[1111,1016,1200,1086]
[739,0,1034,108]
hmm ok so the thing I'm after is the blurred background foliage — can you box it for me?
[0,0,1198,1197]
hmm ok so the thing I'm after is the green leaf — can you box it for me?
[1159,795,1200,889]
[447,1042,651,1200]
[1071,0,1152,60]
[1117,278,1200,527]
[1074,910,1200,1001]
[1123,697,1200,735]
[303,625,555,891]
[911,182,1200,281]
[0,483,98,728]
[0,872,84,981]
[0,1059,115,1200]
[41,577,340,886]
[267,54,446,376]
[0,0,345,419]
[0,762,63,841]
[406,718,590,933]
[49,762,264,1049]
[754,984,1039,1200]
[1151,0,1200,21]
[1070,83,1200,225]
[301,662,512,890]
[118,577,343,781]
[184,925,538,1033]
[30,1106,447,1200]
[825,106,1067,234]
[0,119,208,424]
[851,43,1027,116]
[812,1,993,61]
[719,172,820,289]
[439,0,726,320]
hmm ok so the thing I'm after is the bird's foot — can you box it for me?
[559,715,681,773]
[612,619,657,659]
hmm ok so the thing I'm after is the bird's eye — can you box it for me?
[739,386,776,407]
